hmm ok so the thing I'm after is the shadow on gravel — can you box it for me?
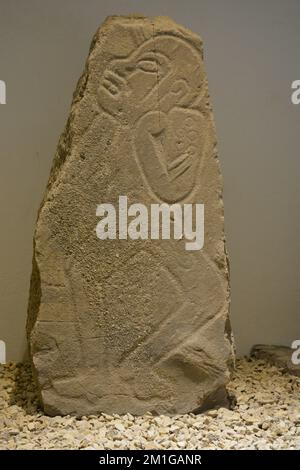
[9,362,41,415]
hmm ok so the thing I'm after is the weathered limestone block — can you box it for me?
[27,15,234,416]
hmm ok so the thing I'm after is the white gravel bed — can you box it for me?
[0,358,299,450]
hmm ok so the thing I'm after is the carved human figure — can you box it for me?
[27,18,233,416]
[98,35,207,203]
[96,33,226,394]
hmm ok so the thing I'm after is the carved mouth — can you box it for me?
[102,70,125,96]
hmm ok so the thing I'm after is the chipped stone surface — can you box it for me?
[251,344,300,377]
[27,15,234,416]
[0,359,299,450]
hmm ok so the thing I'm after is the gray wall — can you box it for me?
[0,0,299,361]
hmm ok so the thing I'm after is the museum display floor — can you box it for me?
[0,358,299,450]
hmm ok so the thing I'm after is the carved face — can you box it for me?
[98,35,207,203]
[97,35,204,125]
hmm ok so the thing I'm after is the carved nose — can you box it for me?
[102,61,128,96]
[102,60,135,96]
[111,60,134,78]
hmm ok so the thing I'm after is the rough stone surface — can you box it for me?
[27,15,234,416]
[0,359,299,450]
[251,345,300,377]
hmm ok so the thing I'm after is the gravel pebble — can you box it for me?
[0,358,299,450]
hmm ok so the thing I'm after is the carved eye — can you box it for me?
[136,59,158,73]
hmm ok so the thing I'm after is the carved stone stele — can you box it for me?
[27,15,234,416]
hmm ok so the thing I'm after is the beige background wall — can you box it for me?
[0,0,299,361]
